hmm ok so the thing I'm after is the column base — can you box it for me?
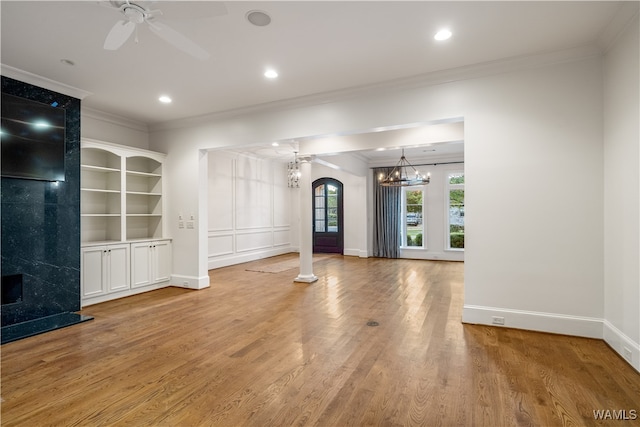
[294,274,318,283]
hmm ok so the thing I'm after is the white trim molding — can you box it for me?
[171,274,210,290]
[603,320,640,372]
[1,64,93,99]
[462,305,603,339]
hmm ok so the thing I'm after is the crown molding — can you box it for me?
[598,1,640,53]
[1,64,92,100]
[149,44,602,133]
[81,106,149,133]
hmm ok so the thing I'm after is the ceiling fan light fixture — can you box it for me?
[123,4,145,24]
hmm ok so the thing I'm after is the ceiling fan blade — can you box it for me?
[147,21,210,60]
[104,20,136,50]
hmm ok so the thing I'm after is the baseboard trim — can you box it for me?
[208,247,294,269]
[343,249,368,258]
[603,320,640,372]
[462,305,603,339]
[171,274,210,290]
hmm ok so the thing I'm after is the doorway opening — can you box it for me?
[312,178,344,254]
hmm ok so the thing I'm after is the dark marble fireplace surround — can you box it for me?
[1,76,92,343]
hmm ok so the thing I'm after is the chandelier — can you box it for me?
[378,149,431,187]
[287,152,301,188]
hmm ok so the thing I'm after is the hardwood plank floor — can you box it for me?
[1,254,639,426]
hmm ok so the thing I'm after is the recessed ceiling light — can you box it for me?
[159,95,172,104]
[272,142,279,147]
[434,29,452,41]
[246,10,271,27]
[264,69,278,79]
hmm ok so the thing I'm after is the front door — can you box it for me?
[312,178,343,254]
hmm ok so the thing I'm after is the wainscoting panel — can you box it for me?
[208,234,234,257]
[273,229,291,247]
[235,156,272,230]
[208,153,234,231]
[236,230,273,253]
[208,151,295,269]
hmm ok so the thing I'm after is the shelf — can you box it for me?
[126,174,161,194]
[82,215,122,243]
[82,188,120,194]
[127,216,162,240]
[81,142,165,244]
[126,170,161,178]
[82,167,121,192]
[126,156,162,175]
[81,164,120,173]
[82,147,121,170]
[126,191,162,196]
[81,240,123,247]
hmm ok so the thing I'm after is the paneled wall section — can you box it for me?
[207,151,293,268]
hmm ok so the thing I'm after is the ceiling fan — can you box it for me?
[101,0,218,60]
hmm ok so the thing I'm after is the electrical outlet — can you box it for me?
[492,316,505,325]
[623,347,633,362]
[183,281,189,288]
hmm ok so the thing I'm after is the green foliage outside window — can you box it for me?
[407,233,423,247]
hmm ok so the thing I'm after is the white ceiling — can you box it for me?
[0,1,627,127]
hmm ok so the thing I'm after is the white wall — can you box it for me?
[461,57,604,337]
[81,108,149,150]
[207,151,293,268]
[148,48,614,348]
[603,14,640,370]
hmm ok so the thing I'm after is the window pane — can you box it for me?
[449,189,464,249]
[405,189,423,247]
[315,214,326,232]
[449,173,465,185]
[327,207,338,232]
[314,182,325,233]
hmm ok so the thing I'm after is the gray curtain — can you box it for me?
[372,167,401,258]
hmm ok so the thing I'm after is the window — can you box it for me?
[447,173,465,250]
[314,182,339,233]
[403,188,424,247]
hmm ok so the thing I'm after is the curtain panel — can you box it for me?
[372,167,401,258]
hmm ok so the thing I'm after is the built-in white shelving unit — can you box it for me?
[80,139,171,306]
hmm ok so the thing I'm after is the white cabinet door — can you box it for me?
[81,247,106,298]
[131,240,172,288]
[106,244,130,292]
[131,242,152,288]
[152,240,172,283]
[82,243,130,300]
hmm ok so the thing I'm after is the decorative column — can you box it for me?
[295,156,318,283]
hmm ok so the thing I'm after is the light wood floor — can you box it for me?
[1,254,639,426]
